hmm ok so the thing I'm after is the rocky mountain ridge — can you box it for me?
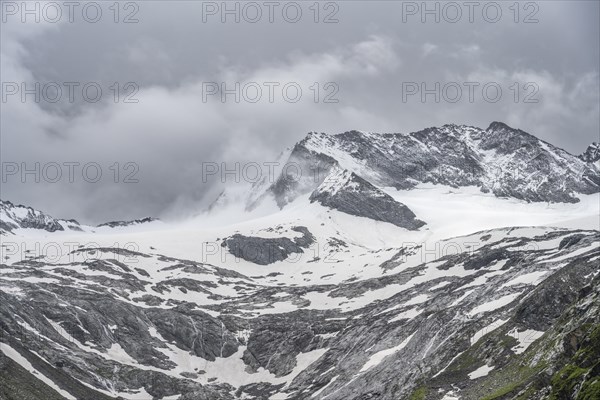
[264,122,599,209]
[0,200,159,235]
[0,200,81,234]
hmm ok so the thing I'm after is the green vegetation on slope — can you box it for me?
[549,324,600,400]
[409,386,428,400]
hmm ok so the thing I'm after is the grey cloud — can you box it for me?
[1,1,598,223]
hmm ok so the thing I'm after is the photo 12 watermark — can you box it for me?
[400,1,539,24]
[200,1,339,23]
[401,81,539,104]
[1,1,140,23]
[1,82,140,104]
[0,241,141,264]
[1,162,140,184]
[201,81,339,104]
[201,161,329,184]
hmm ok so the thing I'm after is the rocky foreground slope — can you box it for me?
[1,122,599,400]
[1,226,598,400]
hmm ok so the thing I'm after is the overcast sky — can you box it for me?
[1,0,599,223]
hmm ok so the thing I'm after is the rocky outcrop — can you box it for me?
[309,167,425,230]
[97,217,159,228]
[579,142,600,163]
[221,226,316,265]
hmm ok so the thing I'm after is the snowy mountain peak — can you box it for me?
[263,123,599,208]
[0,200,80,234]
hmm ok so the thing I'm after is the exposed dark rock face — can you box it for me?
[558,233,585,250]
[242,319,318,377]
[309,167,425,230]
[145,308,239,361]
[221,226,316,265]
[97,217,159,228]
[579,142,600,163]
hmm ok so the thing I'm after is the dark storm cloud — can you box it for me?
[1,1,598,223]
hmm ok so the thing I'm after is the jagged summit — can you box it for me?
[579,142,600,163]
[0,199,81,234]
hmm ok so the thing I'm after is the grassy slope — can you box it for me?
[0,338,118,400]
[0,355,67,400]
